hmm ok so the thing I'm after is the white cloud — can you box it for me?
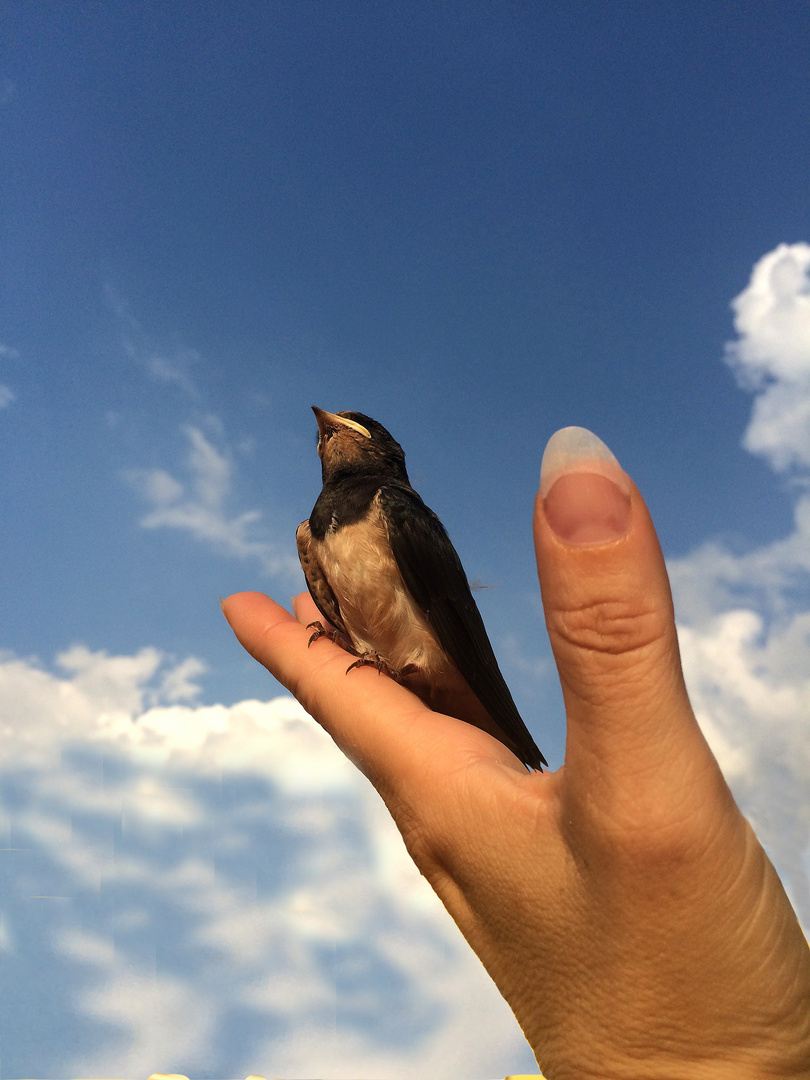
[132,467,185,506]
[724,242,810,470]
[0,647,535,1079]
[125,422,299,578]
[106,286,201,398]
[668,491,810,625]
[0,644,206,773]
[157,656,208,703]
[17,248,809,1077]
[143,348,201,398]
[105,293,299,580]
[671,242,810,927]
[0,346,17,408]
[677,609,810,921]
[70,971,221,1078]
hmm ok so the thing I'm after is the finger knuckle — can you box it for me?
[550,594,668,660]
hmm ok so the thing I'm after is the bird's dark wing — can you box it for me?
[379,486,547,769]
[296,519,349,637]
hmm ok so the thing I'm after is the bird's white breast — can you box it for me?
[317,506,448,676]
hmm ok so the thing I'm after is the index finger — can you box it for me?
[220,591,522,788]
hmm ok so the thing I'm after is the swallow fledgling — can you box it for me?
[296,407,547,771]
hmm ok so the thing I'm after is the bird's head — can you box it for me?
[311,407,409,484]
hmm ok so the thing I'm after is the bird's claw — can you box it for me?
[305,622,416,681]
[306,620,342,647]
[345,654,418,680]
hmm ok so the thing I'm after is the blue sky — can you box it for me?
[1,4,809,1078]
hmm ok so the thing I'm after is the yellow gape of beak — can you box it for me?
[313,408,372,439]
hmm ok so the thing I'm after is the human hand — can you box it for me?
[221,427,810,1079]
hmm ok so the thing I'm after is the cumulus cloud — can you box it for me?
[0,648,535,1079]
[678,611,810,915]
[10,247,807,1077]
[724,242,810,471]
[671,242,810,927]
[0,645,206,779]
[125,422,299,579]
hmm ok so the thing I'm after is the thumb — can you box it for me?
[533,428,708,784]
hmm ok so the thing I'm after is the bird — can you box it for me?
[296,407,547,771]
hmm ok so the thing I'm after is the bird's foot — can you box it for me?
[306,626,416,682]
[345,654,418,680]
[306,621,350,649]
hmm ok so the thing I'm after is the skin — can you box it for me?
[221,454,810,1079]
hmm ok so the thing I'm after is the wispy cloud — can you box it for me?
[105,285,201,399]
[1,342,19,409]
[125,420,299,578]
[141,348,201,396]
[671,242,810,926]
[104,293,299,579]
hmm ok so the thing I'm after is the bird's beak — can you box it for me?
[312,407,371,439]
